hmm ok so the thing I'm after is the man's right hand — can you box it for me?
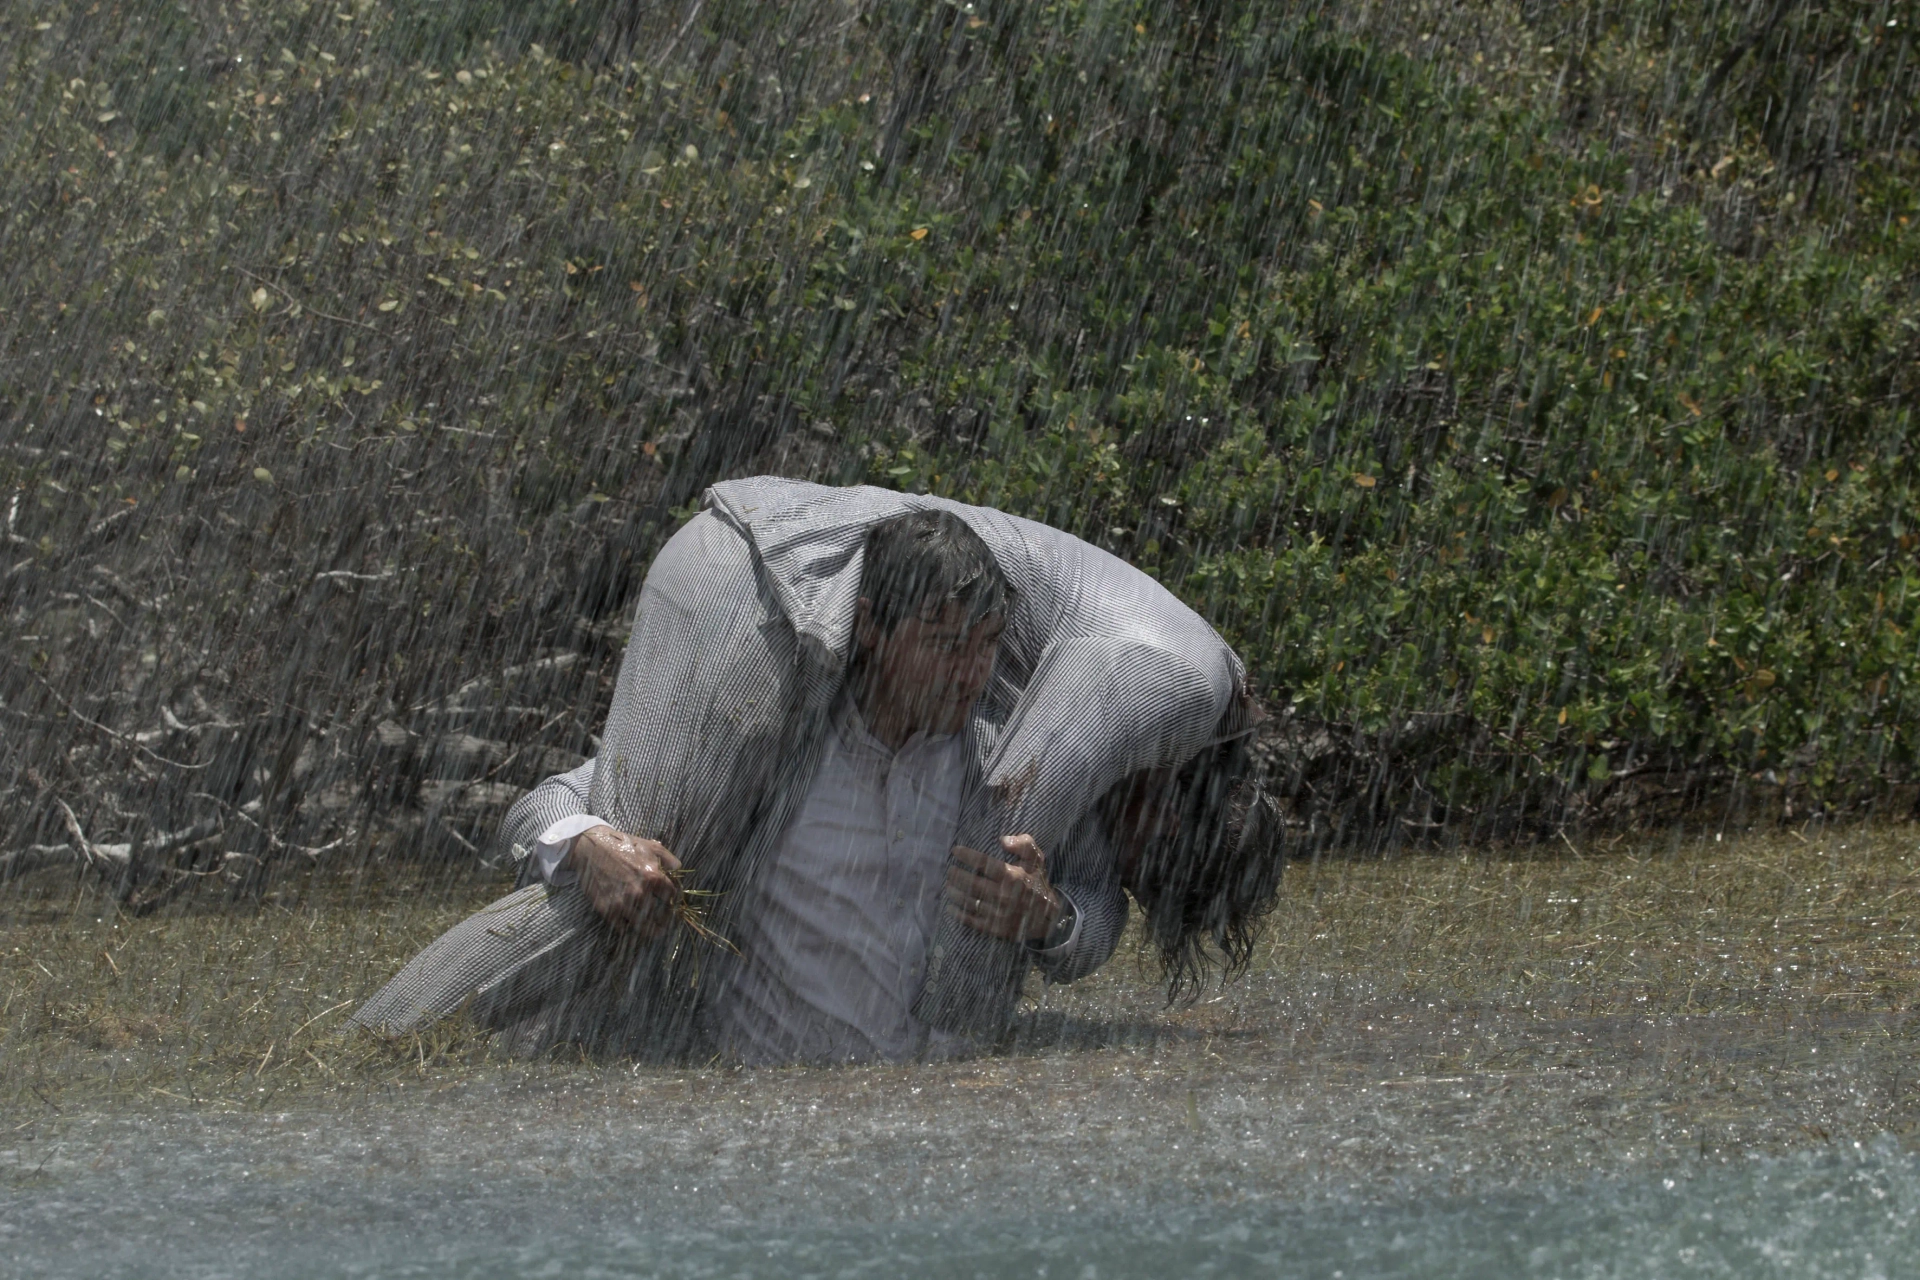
[570,825,682,937]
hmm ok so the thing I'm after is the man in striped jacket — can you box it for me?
[353,477,1280,1062]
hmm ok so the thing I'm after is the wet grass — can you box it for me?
[6,821,1918,1127]
[0,861,505,1113]
[1252,824,1920,1030]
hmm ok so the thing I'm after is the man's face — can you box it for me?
[858,599,1005,739]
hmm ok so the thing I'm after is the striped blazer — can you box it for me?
[554,477,1249,1042]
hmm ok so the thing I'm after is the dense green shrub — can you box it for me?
[2,0,1915,865]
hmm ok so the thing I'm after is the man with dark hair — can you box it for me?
[354,478,1280,1060]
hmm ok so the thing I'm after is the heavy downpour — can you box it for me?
[4,0,1919,1275]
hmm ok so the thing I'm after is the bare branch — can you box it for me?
[423,652,584,713]
[52,796,131,873]
[0,843,100,879]
[188,791,354,860]
[6,657,208,770]
[313,569,394,584]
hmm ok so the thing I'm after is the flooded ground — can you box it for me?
[5,1084,1917,1277]
[6,824,1919,1276]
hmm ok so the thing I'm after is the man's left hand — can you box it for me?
[947,835,1060,943]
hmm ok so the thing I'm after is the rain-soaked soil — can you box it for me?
[6,825,1919,1275]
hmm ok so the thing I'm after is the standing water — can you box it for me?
[5,1110,1919,1277]
[6,989,1920,1277]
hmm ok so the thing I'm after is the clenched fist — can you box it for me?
[946,834,1061,943]
[571,825,682,938]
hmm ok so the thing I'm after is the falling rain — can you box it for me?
[4,1,1919,1275]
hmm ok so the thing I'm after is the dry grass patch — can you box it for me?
[1255,824,1920,1022]
[6,823,1920,1117]
[1,862,514,1111]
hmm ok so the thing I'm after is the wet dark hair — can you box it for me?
[859,508,1009,634]
[1106,729,1286,1000]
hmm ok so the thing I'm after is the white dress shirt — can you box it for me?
[532,699,1079,1064]
[712,701,967,1063]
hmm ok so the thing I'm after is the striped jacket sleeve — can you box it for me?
[500,760,598,885]
[1029,808,1127,985]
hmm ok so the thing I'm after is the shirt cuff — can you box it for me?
[1027,888,1082,958]
[533,814,610,886]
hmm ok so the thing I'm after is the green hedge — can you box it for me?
[2,0,1916,852]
